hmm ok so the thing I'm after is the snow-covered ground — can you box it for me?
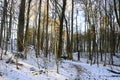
[0,49,120,80]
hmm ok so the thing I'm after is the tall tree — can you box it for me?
[0,0,8,48]
[36,0,42,58]
[57,0,66,59]
[69,0,74,60]
[0,0,8,59]
[45,0,49,57]
[24,0,32,59]
[76,9,79,61]
[8,0,14,47]
[17,0,26,52]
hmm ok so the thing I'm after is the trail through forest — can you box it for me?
[0,52,120,80]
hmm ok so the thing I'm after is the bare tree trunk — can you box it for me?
[24,0,32,59]
[57,0,66,59]
[36,0,42,58]
[8,0,13,41]
[17,0,26,52]
[0,0,8,60]
[41,7,45,51]
[69,0,74,60]
[45,0,49,57]
[75,9,80,61]
[0,0,8,48]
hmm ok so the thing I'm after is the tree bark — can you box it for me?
[57,0,66,59]
[24,0,32,59]
[17,0,26,52]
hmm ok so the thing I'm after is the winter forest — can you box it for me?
[0,0,120,80]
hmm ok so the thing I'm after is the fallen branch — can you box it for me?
[107,69,120,74]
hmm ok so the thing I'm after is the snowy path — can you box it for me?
[63,60,120,80]
[72,64,91,80]
[62,60,92,80]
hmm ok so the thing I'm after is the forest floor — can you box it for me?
[0,50,120,80]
